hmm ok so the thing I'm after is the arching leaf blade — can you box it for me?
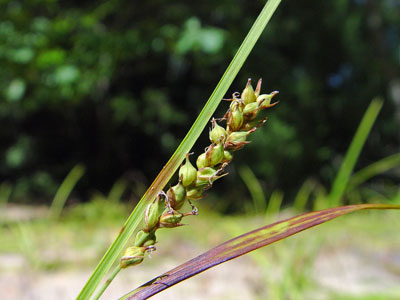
[120,204,400,300]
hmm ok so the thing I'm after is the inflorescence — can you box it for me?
[120,78,278,268]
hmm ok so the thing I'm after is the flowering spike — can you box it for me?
[120,78,278,270]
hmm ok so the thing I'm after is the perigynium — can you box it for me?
[120,78,278,268]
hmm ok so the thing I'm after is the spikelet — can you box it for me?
[120,78,278,269]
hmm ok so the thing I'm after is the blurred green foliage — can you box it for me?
[1,0,399,207]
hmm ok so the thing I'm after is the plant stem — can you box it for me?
[49,163,85,220]
[93,265,122,300]
[329,98,383,207]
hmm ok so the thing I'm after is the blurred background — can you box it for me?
[1,0,400,299]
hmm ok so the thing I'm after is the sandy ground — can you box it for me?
[1,244,400,299]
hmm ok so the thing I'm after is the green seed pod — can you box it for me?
[143,197,162,232]
[186,186,204,200]
[257,91,279,110]
[134,229,156,247]
[227,131,248,143]
[179,154,197,187]
[196,167,217,187]
[159,209,184,228]
[167,182,186,210]
[205,143,224,167]
[241,78,256,104]
[229,98,245,111]
[227,101,243,132]
[196,152,210,169]
[209,118,227,144]
[225,131,252,151]
[243,102,260,122]
[120,246,145,268]
[223,150,234,163]
[241,119,261,131]
[196,167,227,187]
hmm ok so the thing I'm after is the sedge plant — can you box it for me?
[77,0,282,299]
[95,79,279,299]
[77,0,400,299]
[118,79,279,269]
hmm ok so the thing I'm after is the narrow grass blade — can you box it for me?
[329,98,383,207]
[313,185,328,211]
[293,179,315,212]
[239,165,266,213]
[77,1,282,299]
[120,204,400,300]
[0,181,12,208]
[265,189,283,221]
[347,152,400,192]
[49,163,85,220]
[108,179,128,203]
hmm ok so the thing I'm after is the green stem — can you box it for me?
[329,98,383,207]
[93,265,122,300]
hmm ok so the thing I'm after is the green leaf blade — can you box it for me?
[329,98,383,206]
[121,204,400,300]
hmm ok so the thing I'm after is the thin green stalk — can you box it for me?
[347,152,400,192]
[239,164,266,213]
[108,179,127,203]
[265,189,283,222]
[293,179,314,212]
[0,181,12,208]
[77,1,282,299]
[313,185,328,211]
[49,163,85,220]
[93,265,122,300]
[329,98,383,207]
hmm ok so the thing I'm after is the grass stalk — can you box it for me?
[347,152,400,192]
[77,1,282,299]
[293,179,315,212]
[49,164,85,220]
[265,189,283,222]
[0,181,12,209]
[239,164,266,213]
[93,265,122,300]
[108,179,127,203]
[329,98,383,207]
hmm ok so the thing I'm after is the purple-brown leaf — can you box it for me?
[119,204,400,300]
